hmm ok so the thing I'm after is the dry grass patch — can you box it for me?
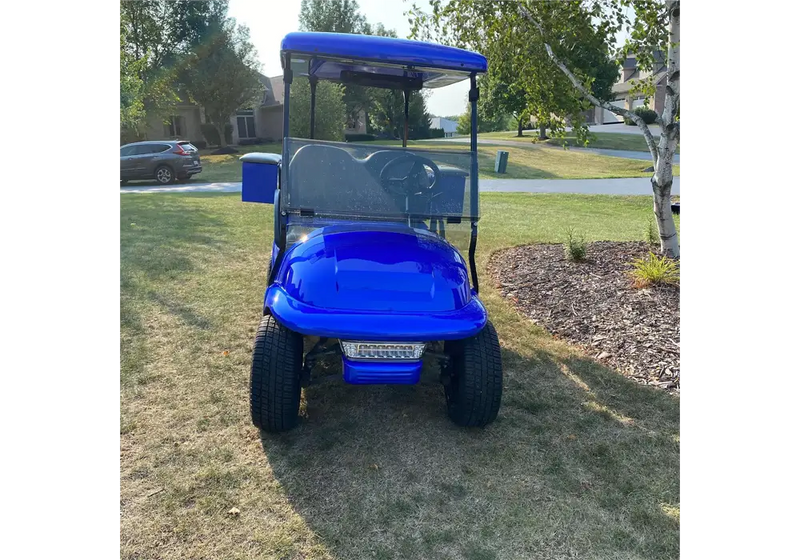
[121,193,679,559]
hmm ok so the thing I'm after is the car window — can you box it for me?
[132,144,166,155]
[120,146,135,156]
[130,145,152,155]
[178,142,198,153]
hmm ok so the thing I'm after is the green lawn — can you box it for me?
[121,192,679,560]
[480,130,680,154]
[188,139,672,184]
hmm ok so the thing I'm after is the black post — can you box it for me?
[403,89,410,148]
[276,52,292,262]
[283,54,292,144]
[468,73,480,293]
[309,76,317,139]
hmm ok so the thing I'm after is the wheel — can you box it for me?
[443,321,503,427]
[250,314,304,432]
[154,165,174,185]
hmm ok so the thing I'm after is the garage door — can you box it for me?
[632,97,647,109]
[601,99,626,124]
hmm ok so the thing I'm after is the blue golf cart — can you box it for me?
[241,32,502,432]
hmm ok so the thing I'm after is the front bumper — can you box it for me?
[265,284,487,341]
[342,357,422,384]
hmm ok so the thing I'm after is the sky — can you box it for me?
[227,0,469,117]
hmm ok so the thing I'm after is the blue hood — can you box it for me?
[275,226,471,313]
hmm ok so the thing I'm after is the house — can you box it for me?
[430,117,458,137]
[588,52,669,125]
[142,73,285,146]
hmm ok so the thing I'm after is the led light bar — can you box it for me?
[340,341,425,361]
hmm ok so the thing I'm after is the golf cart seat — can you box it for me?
[287,143,406,218]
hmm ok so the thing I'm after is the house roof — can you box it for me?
[258,73,284,107]
[612,69,668,94]
[613,50,668,95]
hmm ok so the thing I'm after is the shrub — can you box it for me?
[624,105,658,125]
[201,123,233,146]
[564,227,588,262]
[192,140,207,150]
[645,216,659,246]
[429,128,445,138]
[345,133,376,142]
[628,252,679,288]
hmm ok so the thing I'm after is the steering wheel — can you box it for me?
[379,154,441,197]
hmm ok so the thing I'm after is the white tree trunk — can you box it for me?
[522,3,681,258]
[653,1,680,258]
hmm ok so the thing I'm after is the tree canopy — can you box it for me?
[120,0,261,148]
[181,21,263,148]
[408,0,681,257]
[289,80,347,142]
[409,0,618,143]
[298,0,432,137]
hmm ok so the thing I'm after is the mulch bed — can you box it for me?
[488,241,679,393]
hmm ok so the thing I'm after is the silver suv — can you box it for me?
[120,140,202,185]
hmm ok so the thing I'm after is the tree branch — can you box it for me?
[518,5,659,164]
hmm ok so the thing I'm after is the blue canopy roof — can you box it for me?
[280,32,487,89]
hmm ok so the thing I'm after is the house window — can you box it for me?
[164,116,184,138]
[236,110,256,139]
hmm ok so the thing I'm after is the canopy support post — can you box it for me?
[468,73,480,293]
[403,88,410,148]
[309,75,318,139]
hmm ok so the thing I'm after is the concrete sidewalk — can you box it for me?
[121,181,242,194]
[121,176,679,196]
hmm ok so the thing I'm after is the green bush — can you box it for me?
[345,133,376,142]
[564,227,588,262]
[429,128,445,138]
[201,123,233,146]
[624,106,658,126]
[628,252,679,288]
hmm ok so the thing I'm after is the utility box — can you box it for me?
[494,150,509,174]
[241,152,281,204]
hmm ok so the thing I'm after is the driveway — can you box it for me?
[583,122,662,135]
[121,177,679,196]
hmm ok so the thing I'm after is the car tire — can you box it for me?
[250,314,304,432]
[443,320,503,427]
[154,165,174,185]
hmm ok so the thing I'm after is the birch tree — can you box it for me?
[409,0,680,258]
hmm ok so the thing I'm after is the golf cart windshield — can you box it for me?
[282,138,476,222]
[275,32,485,284]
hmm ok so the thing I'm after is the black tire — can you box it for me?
[444,321,503,427]
[154,165,174,185]
[250,314,303,432]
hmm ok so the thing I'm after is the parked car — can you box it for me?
[120,140,202,184]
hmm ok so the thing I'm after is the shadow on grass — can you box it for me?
[260,346,679,560]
